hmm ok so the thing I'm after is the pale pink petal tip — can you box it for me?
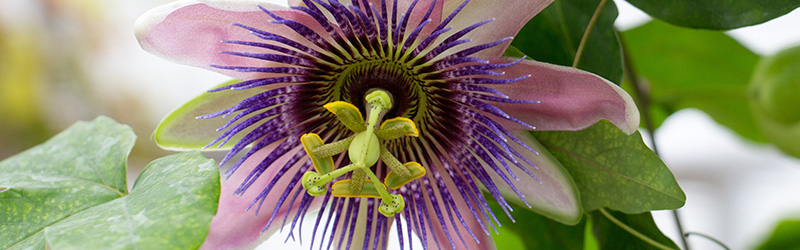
[490,58,640,135]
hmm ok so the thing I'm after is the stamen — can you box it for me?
[300,89,424,217]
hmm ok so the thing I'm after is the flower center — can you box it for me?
[337,59,426,121]
[300,89,426,217]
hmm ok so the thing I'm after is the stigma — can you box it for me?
[300,89,425,217]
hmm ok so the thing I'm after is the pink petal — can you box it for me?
[443,0,552,57]
[489,58,640,134]
[491,130,582,224]
[135,0,329,80]
[201,143,322,250]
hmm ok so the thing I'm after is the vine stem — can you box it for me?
[617,30,690,250]
[599,208,677,250]
[573,0,607,67]
[684,232,731,250]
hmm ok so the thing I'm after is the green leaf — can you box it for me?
[44,151,219,250]
[531,121,685,213]
[756,219,800,250]
[590,209,679,250]
[501,45,527,59]
[154,79,265,151]
[748,45,800,158]
[1,116,134,249]
[511,0,623,84]
[625,0,800,30]
[0,117,220,249]
[492,223,526,250]
[621,20,765,142]
[489,200,586,249]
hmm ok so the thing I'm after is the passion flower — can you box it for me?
[135,0,639,249]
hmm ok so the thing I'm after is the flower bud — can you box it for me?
[749,45,800,157]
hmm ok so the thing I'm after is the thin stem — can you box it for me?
[684,232,730,250]
[599,208,677,250]
[618,33,658,155]
[671,210,689,250]
[618,29,689,250]
[573,0,607,67]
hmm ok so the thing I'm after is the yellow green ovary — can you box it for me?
[299,89,426,217]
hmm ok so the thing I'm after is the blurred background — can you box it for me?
[0,0,231,185]
[1,0,799,249]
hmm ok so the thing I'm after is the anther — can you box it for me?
[299,89,425,217]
